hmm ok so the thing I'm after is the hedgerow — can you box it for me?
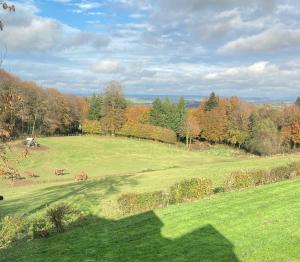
[118,191,169,215]
[118,123,177,144]
[169,178,213,204]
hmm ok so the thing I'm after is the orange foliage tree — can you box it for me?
[124,105,150,124]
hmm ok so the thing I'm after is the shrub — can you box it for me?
[289,161,300,174]
[169,178,213,204]
[118,123,177,144]
[82,120,102,135]
[29,215,52,239]
[246,119,282,156]
[46,204,74,233]
[249,170,271,186]
[0,215,27,249]
[224,171,255,191]
[118,191,169,215]
[75,171,88,181]
[269,165,294,182]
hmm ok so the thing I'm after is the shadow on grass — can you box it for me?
[0,174,138,218]
[1,211,239,261]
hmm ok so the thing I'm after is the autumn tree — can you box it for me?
[225,97,253,148]
[180,108,200,148]
[124,105,150,124]
[101,81,127,135]
[198,98,229,143]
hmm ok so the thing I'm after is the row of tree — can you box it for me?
[2,69,300,156]
[87,89,300,155]
[0,70,87,139]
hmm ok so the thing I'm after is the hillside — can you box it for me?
[1,179,300,261]
[1,136,300,218]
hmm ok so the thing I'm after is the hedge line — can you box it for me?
[118,123,177,144]
[118,161,300,215]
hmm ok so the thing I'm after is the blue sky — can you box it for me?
[0,0,300,97]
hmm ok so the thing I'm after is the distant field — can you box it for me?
[1,135,300,218]
[1,179,300,261]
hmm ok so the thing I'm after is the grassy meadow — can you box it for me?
[1,179,300,261]
[1,135,300,218]
[0,136,300,261]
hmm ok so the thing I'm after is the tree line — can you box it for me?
[2,70,300,156]
[0,70,86,139]
[87,87,300,155]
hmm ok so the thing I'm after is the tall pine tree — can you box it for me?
[204,92,219,112]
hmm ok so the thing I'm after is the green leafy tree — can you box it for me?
[101,81,127,135]
[88,94,102,120]
[246,118,281,156]
[204,92,219,112]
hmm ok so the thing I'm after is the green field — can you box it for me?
[1,136,300,218]
[1,180,300,261]
[0,136,300,261]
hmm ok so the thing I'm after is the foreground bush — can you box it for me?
[224,162,300,191]
[0,216,27,249]
[118,191,169,215]
[46,203,76,233]
[169,178,213,204]
[269,165,294,182]
[224,171,257,191]
[118,123,177,144]
[29,215,52,239]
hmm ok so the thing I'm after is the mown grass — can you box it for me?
[1,135,300,218]
[1,179,300,261]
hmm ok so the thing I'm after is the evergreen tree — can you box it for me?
[88,94,102,120]
[295,97,300,107]
[204,92,219,112]
[176,97,187,133]
[149,97,165,127]
[149,97,186,134]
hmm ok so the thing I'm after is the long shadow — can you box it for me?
[0,211,239,261]
[0,174,138,218]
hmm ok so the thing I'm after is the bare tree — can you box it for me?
[0,1,15,31]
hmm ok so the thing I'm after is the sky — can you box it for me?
[0,0,300,98]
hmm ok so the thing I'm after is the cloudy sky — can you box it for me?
[0,0,300,97]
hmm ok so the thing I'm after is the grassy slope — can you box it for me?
[1,179,300,262]
[1,136,300,218]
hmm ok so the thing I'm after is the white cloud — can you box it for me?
[204,61,278,80]
[219,26,300,53]
[92,60,122,73]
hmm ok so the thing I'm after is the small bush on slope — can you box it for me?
[46,203,79,233]
[169,178,213,204]
[29,215,52,239]
[0,215,27,249]
[118,191,169,215]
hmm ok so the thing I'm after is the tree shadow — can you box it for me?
[1,211,239,261]
[0,174,138,218]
